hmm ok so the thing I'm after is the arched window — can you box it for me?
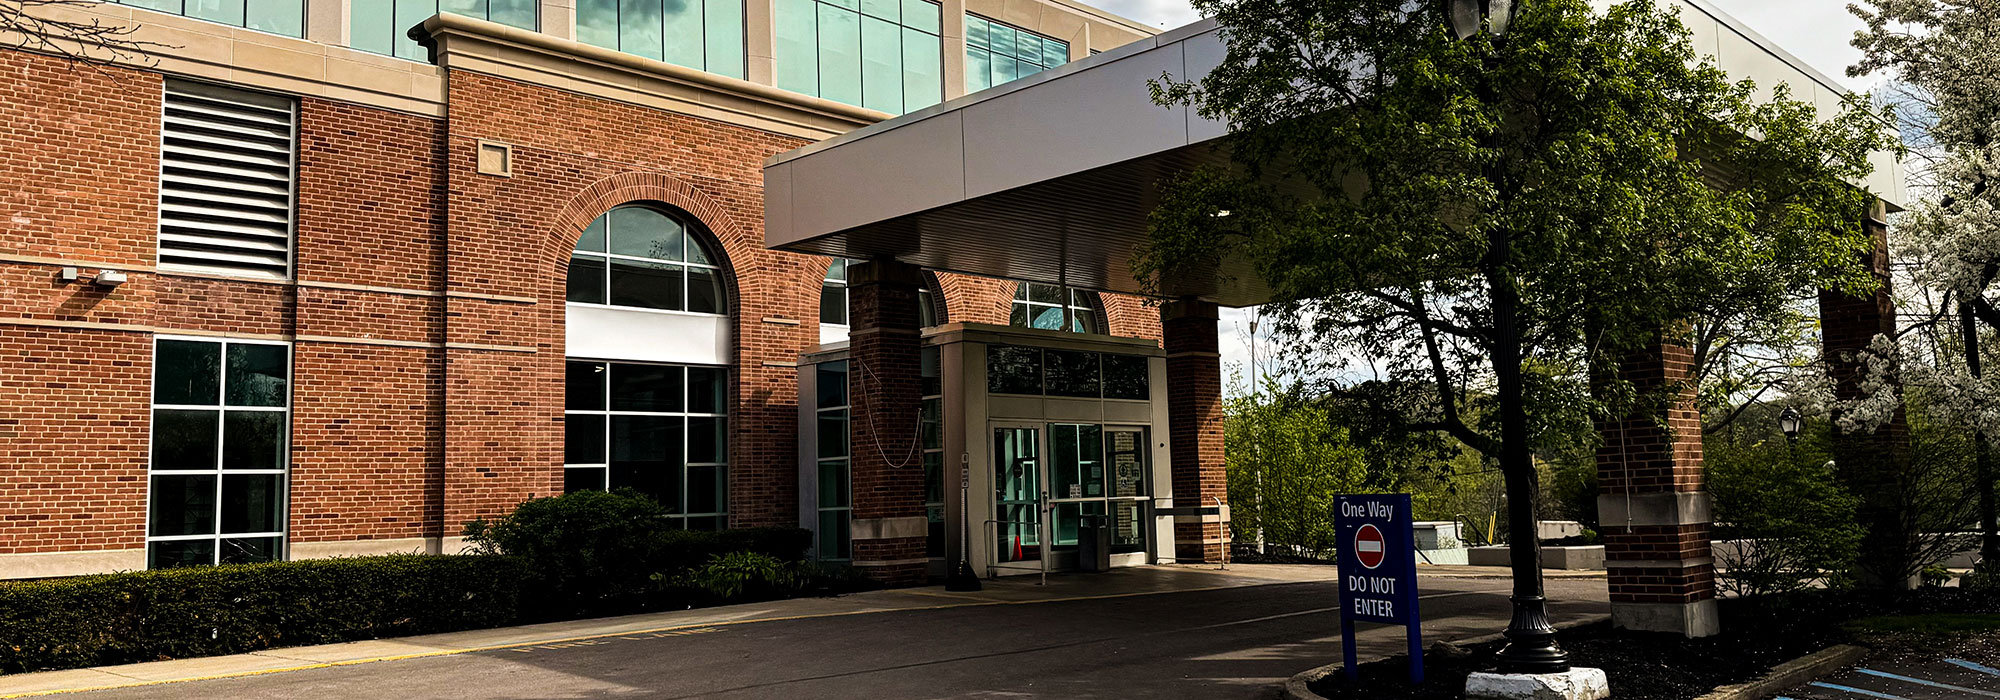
[1012,282,1099,334]
[567,206,724,314]
[820,259,944,330]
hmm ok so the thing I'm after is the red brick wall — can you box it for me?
[0,50,160,555]
[1595,341,1715,606]
[1164,301,1224,562]
[0,44,1166,561]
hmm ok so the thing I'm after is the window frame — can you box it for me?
[775,0,944,114]
[985,345,1151,402]
[349,0,540,60]
[567,205,729,318]
[116,0,305,38]
[563,359,730,529]
[573,0,745,77]
[964,13,1067,93]
[1011,282,1100,334]
[814,360,853,560]
[146,335,292,569]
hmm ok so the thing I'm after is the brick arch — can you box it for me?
[1100,293,1162,342]
[934,271,1014,326]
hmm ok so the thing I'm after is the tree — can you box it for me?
[3,0,172,67]
[1848,0,2000,566]
[1704,421,1863,597]
[1144,0,1888,668]
[1224,378,1382,556]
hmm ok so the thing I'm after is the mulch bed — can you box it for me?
[1308,588,2000,700]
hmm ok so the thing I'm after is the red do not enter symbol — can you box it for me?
[1354,524,1386,569]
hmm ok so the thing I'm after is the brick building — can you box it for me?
[0,0,1175,578]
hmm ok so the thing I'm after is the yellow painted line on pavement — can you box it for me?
[0,581,1275,698]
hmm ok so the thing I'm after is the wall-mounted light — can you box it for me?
[94,270,127,287]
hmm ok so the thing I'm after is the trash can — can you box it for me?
[1077,514,1113,572]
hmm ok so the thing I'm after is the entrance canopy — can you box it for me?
[762,20,1272,306]
[763,3,1907,309]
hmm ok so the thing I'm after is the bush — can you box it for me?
[1706,428,1863,597]
[668,552,809,601]
[0,555,524,674]
[461,489,812,616]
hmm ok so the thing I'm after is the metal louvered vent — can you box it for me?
[157,80,297,279]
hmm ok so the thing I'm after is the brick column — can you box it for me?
[1820,207,1913,588]
[1164,299,1226,563]
[1595,341,1719,637]
[846,259,929,584]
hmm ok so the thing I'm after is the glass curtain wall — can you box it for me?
[577,0,745,78]
[964,15,1066,93]
[775,0,943,114]
[351,0,536,59]
[119,0,303,37]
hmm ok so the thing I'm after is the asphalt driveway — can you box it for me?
[28,566,1608,699]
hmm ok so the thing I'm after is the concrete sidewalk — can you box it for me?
[0,564,1344,698]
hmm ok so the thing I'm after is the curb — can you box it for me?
[1692,644,1868,700]
[1281,614,1613,700]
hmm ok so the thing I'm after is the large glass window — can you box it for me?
[964,15,1066,93]
[565,361,728,529]
[775,0,942,114]
[149,338,290,569]
[820,258,850,326]
[986,345,1150,400]
[351,0,536,59]
[119,0,302,36]
[1011,282,1099,333]
[568,206,725,314]
[815,361,852,559]
[576,0,744,78]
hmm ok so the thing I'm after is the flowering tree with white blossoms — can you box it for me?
[1837,0,2000,567]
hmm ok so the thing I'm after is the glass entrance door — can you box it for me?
[992,426,1043,566]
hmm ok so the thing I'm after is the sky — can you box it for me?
[1150,0,1886,393]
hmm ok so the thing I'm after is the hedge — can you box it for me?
[462,490,814,618]
[0,554,525,674]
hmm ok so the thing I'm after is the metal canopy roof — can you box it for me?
[763,3,1908,309]
[762,20,1274,306]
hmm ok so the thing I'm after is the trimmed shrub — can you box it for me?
[0,554,524,675]
[461,489,813,616]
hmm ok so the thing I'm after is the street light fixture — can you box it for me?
[1446,0,1518,40]
[1779,407,1804,444]
[1443,0,1568,676]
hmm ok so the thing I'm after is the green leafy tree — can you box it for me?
[1704,423,1863,597]
[1225,378,1382,555]
[1144,0,1889,653]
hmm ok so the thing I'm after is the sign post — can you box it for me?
[1336,493,1422,684]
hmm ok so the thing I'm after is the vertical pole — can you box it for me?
[1342,619,1359,681]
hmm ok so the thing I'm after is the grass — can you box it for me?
[1844,613,2000,636]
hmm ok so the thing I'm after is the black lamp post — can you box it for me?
[1446,0,1518,40]
[1779,406,1804,444]
[1444,0,1568,676]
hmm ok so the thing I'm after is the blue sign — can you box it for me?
[1335,493,1422,684]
